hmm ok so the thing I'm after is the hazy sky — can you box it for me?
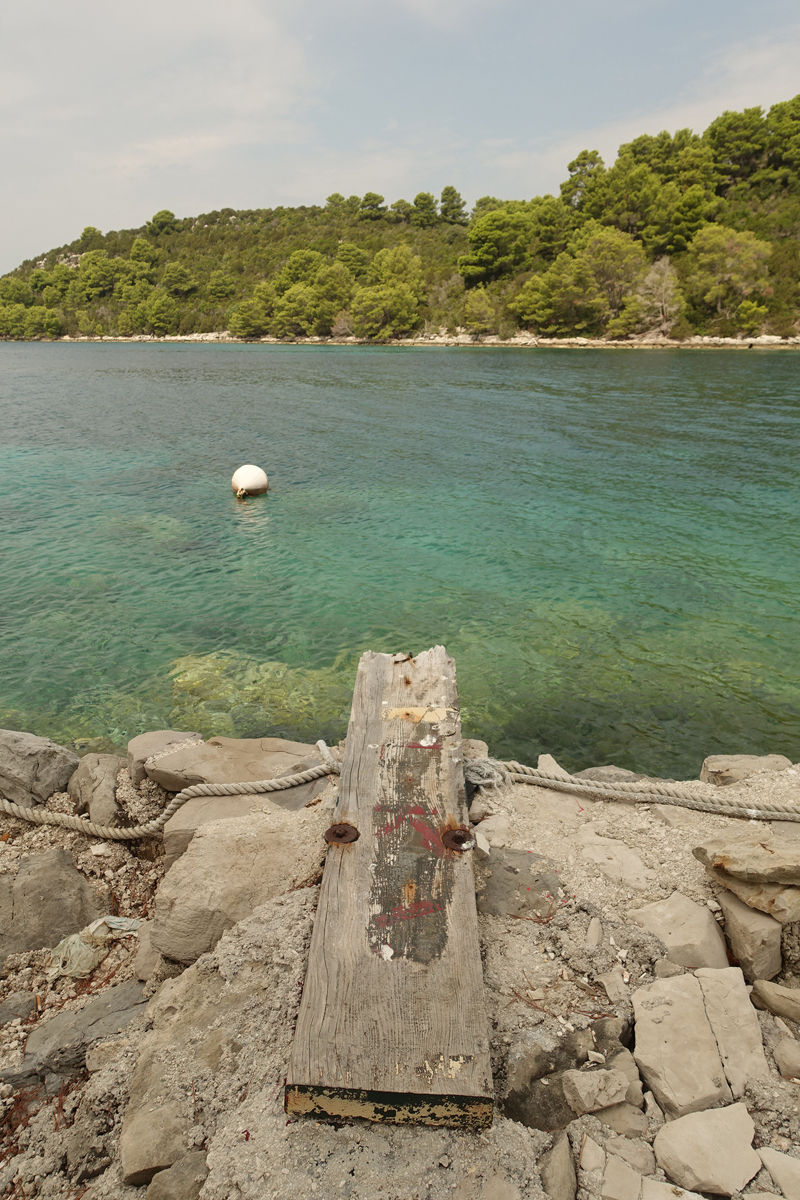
[2,0,799,273]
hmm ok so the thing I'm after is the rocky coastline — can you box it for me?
[1,728,800,1199]
[48,332,800,349]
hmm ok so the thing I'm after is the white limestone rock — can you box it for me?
[562,1067,630,1115]
[699,754,792,786]
[632,975,732,1118]
[654,1103,761,1196]
[127,729,201,787]
[695,967,768,1096]
[717,890,782,981]
[758,1148,800,1200]
[601,1156,641,1200]
[628,891,727,969]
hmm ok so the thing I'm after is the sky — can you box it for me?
[2,0,800,274]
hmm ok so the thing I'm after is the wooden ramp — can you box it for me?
[285,646,493,1128]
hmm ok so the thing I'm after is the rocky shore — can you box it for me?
[52,332,800,349]
[1,729,800,1200]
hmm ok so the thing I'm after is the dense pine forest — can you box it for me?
[2,96,799,342]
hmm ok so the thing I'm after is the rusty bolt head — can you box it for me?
[441,827,475,852]
[324,823,360,845]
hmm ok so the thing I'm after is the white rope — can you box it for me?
[0,761,340,841]
[3,742,798,841]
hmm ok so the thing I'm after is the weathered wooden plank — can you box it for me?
[285,646,492,1128]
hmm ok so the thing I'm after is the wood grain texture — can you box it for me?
[285,646,493,1128]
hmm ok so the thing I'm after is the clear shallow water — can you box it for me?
[1,342,798,778]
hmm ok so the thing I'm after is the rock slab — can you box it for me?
[695,967,769,1096]
[703,866,800,923]
[1,979,145,1087]
[718,890,781,981]
[151,802,330,963]
[699,754,792,786]
[67,753,126,826]
[476,848,561,919]
[0,848,108,962]
[694,835,800,886]
[629,891,728,969]
[654,1103,760,1195]
[146,1151,209,1199]
[539,1131,577,1200]
[758,1148,800,1200]
[0,728,78,806]
[750,979,800,1024]
[632,975,731,1118]
[144,734,321,791]
[127,729,201,787]
[562,1068,629,1116]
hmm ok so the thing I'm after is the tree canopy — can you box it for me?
[3,95,800,342]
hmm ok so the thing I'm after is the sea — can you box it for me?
[1,342,798,779]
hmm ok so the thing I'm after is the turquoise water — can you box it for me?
[1,342,798,778]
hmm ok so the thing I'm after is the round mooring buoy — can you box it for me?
[231,464,269,497]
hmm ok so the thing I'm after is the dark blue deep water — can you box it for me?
[1,342,798,777]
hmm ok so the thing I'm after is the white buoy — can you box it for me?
[231,464,269,496]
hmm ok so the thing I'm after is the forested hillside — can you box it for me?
[2,96,799,341]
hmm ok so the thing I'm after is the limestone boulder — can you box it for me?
[539,1131,577,1200]
[606,1139,655,1177]
[134,921,165,981]
[629,891,727,969]
[0,729,78,807]
[703,866,800,923]
[127,730,201,787]
[750,979,800,1024]
[0,848,109,962]
[758,1148,800,1200]
[144,734,323,791]
[562,1068,629,1116]
[774,1037,800,1080]
[67,753,126,826]
[654,1103,761,1195]
[1,979,145,1088]
[718,891,781,981]
[632,975,731,1118]
[0,991,37,1025]
[699,754,792,786]
[151,800,331,963]
[694,835,800,886]
[601,1156,641,1200]
[695,967,768,1096]
[146,1152,209,1199]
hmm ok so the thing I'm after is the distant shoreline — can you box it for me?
[5,331,799,350]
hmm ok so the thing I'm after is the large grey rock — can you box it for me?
[144,734,321,791]
[704,866,800,923]
[476,848,561,919]
[573,765,648,782]
[0,729,78,806]
[694,835,800,886]
[1,980,145,1086]
[628,891,727,969]
[699,754,792,786]
[758,1148,800,1200]
[601,1156,641,1200]
[578,827,655,890]
[127,730,202,787]
[632,975,731,1118]
[539,1131,577,1200]
[151,803,329,963]
[750,979,800,1023]
[162,775,328,866]
[67,753,126,826]
[0,848,108,962]
[774,1037,800,1079]
[134,921,165,981]
[695,967,769,1096]
[606,1139,655,1177]
[146,1152,209,1199]
[654,1103,761,1195]
[718,891,781,981]
[562,1068,629,1115]
[0,991,37,1025]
